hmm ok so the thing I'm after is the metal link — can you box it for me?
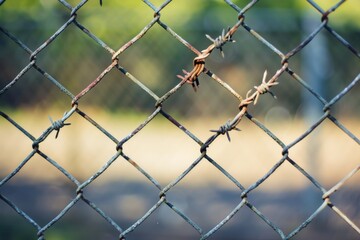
[0,1,359,239]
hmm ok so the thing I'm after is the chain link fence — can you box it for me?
[0,0,359,239]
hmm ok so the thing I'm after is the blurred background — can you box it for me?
[0,0,359,239]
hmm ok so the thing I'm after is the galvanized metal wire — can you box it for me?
[0,0,359,239]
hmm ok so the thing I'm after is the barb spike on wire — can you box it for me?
[100,0,102,6]
[49,112,71,139]
[210,120,241,142]
[177,69,200,91]
[206,27,236,58]
[252,70,279,105]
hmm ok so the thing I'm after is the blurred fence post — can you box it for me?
[301,11,329,207]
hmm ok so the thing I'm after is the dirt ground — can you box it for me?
[1,108,359,190]
[0,109,359,239]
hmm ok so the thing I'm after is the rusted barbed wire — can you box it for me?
[206,27,236,58]
[177,18,243,90]
[0,1,359,240]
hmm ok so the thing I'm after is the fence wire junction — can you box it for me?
[1,0,360,239]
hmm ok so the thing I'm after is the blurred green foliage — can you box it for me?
[0,0,359,117]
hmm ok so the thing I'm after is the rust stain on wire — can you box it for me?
[0,1,359,239]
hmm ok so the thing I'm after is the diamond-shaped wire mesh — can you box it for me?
[0,0,359,239]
